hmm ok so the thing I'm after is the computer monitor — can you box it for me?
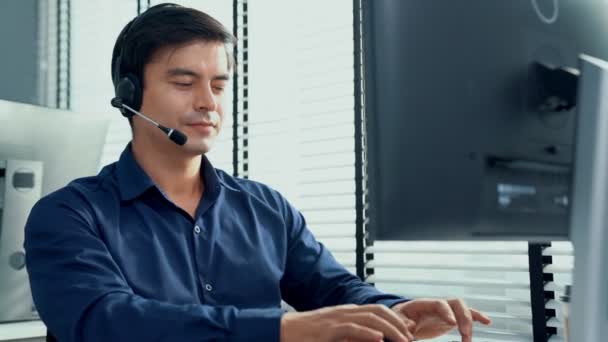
[0,99,111,196]
[0,99,110,323]
[566,54,608,342]
[362,0,608,241]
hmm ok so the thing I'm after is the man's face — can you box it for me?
[137,40,230,155]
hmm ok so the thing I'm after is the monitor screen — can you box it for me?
[363,0,608,240]
[0,100,110,196]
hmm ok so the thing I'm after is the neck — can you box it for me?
[131,136,203,200]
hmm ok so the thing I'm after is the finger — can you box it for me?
[345,312,410,342]
[339,338,382,342]
[447,299,473,342]
[471,308,492,325]
[338,338,381,342]
[338,304,412,340]
[332,322,384,342]
[395,311,417,340]
[365,304,414,341]
[404,316,417,331]
[327,304,359,314]
[434,300,458,326]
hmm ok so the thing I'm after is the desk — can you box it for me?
[0,321,46,341]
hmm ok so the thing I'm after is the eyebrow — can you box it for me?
[166,68,230,81]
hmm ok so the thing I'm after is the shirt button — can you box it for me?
[194,225,201,234]
[205,284,213,291]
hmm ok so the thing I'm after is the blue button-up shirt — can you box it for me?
[24,144,406,342]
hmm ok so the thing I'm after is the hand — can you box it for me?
[280,303,416,342]
[391,298,492,342]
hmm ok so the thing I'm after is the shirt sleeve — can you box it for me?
[278,195,410,311]
[24,191,284,342]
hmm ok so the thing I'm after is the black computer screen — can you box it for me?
[363,0,608,240]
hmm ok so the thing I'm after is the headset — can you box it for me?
[111,3,179,117]
[110,3,187,146]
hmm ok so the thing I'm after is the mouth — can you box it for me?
[187,122,216,135]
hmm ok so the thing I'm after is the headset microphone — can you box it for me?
[110,98,188,146]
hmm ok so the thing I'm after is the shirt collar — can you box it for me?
[200,153,222,203]
[116,143,155,201]
[116,143,224,202]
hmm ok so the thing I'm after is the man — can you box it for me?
[24,3,491,342]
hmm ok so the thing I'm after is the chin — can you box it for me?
[183,139,215,155]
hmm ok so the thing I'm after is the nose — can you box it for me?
[194,84,217,113]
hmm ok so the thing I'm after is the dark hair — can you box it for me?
[111,3,236,90]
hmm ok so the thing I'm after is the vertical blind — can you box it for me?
[544,241,574,342]
[246,0,358,271]
[37,0,59,108]
[366,242,534,341]
[234,0,248,178]
[56,0,70,109]
[70,0,137,168]
[38,0,70,109]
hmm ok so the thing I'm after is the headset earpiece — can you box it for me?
[115,73,142,118]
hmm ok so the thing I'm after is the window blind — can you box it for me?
[234,0,248,178]
[365,242,534,342]
[246,0,357,270]
[56,0,70,109]
[70,0,137,168]
[37,0,59,108]
[544,241,574,342]
[37,0,70,110]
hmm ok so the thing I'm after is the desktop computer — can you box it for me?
[0,100,110,322]
[362,1,608,341]
[0,160,42,322]
[565,54,608,342]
